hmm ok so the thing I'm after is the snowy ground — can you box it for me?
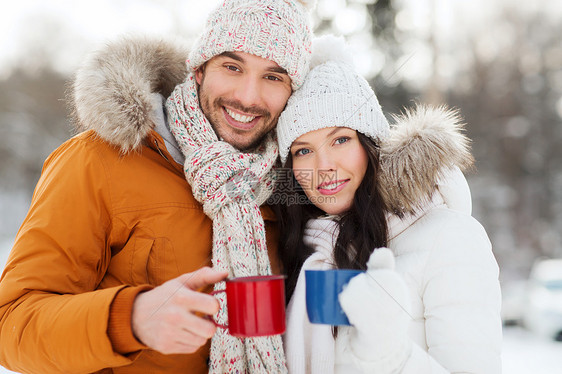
[1,237,562,373]
[502,325,562,373]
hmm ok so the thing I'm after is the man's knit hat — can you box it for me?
[277,35,390,163]
[187,0,316,90]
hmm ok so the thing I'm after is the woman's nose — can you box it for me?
[315,150,337,171]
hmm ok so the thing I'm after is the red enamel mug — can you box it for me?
[211,275,286,337]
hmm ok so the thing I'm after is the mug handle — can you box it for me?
[208,289,228,329]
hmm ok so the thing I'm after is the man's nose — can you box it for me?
[232,76,262,109]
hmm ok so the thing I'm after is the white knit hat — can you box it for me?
[187,0,316,90]
[277,35,390,163]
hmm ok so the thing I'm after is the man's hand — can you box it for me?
[131,266,228,355]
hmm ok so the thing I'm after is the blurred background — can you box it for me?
[1,0,561,372]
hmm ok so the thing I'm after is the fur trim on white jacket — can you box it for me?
[379,105,474,216]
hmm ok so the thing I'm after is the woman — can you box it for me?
[274,36,502,373]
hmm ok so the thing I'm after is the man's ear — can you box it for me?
[195,67,204,85]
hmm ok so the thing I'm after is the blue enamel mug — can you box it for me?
[305,269,363,326]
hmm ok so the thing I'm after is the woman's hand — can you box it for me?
[339,248,412,371]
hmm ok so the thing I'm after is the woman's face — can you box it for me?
[290,127,369,215]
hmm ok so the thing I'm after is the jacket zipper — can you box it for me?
[153,138,186,176]
[153,138,170,162]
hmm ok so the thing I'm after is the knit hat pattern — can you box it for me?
[277,37,390,163]
[187,0,315,90]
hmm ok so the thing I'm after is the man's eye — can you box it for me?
[265,75,281,81]
[225,65,240,72]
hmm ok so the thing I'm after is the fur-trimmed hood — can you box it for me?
[69,36,189,153]
[379,105,474,215]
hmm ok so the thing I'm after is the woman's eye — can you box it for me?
[294,148,311,157]
[335,136,350,145]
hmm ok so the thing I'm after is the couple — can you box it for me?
[0,0,501,373]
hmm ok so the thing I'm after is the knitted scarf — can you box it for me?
[166,74,287,373]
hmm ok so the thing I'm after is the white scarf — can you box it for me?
[166,74,287,373]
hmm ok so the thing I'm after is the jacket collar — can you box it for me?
[151,93,185,165]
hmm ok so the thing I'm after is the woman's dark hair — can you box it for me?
[273,132,388,304]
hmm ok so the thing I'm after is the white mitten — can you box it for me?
[339,248,412,372]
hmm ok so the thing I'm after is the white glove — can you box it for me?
[339,248,412,372]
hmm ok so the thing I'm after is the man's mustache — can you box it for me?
[216,98,270,118]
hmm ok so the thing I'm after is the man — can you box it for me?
[0,0,313,373]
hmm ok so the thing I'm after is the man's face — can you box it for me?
[196,52,292,151]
